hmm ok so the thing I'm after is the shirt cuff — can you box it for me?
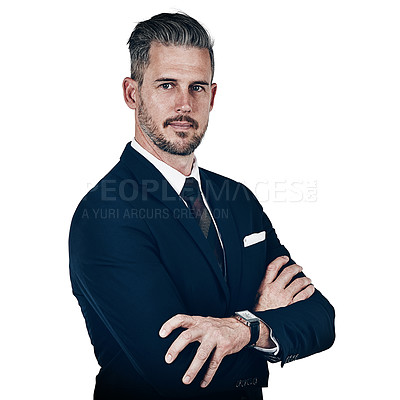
[253,320,281,362]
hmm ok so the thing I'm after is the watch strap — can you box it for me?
[234,311,260,347]
[247,319,260,347]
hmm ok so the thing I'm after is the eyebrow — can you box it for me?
[154,78,210,86]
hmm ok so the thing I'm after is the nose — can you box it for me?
[175,89,192,113]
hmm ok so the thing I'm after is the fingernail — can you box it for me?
[183,375,191,384]
[159,329,166,337]
[200,380,207,388]
[166,353,172,363]
[283,256,289,260]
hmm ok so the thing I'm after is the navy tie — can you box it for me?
[180,177,226,278]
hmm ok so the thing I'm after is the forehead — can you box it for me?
[144,42,212,82]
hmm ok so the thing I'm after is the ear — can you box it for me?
[123,77,138,110]
[209,83,217,111]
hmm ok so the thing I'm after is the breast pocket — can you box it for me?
[243,231,266,248]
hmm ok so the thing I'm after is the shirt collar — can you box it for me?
[131,139,201,195]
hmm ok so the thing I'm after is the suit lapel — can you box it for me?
[120,143,230,304]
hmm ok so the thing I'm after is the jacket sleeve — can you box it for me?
[69,205,268,398]
[253,210,336,367]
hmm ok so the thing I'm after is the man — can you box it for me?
[69,12,335,400]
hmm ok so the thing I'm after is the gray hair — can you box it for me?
[127,12,215,87]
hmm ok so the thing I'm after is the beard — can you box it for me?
[137,93,208,156]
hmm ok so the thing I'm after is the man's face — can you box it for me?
[136,43,217,156]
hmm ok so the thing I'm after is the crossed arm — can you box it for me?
[160,255,316,388]
[71,190,335,397]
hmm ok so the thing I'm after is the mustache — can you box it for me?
[163,115,199,130]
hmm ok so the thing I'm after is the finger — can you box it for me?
[292,284,315,303]
[182,342,215,385]
[274,264,303,288]
[200,350,223,388]
[262,256,290,285]
[159,314,195,338]
[286,276,312,297]
[165,326,202,364]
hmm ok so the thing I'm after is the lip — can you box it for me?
[168,122,193,130]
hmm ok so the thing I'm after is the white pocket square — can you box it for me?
[243,231,266,247]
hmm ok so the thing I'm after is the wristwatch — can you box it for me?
[234,310,260,347]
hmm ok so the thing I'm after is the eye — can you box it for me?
[191,85,204,92]
[159,83,174,90]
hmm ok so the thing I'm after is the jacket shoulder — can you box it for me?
[69,159,144,232]
[200,167,262,209]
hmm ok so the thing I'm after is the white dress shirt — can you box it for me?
[131,140,224,247]
[131,139,279,358]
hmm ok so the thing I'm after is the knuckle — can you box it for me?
[210,328,220,340]
[203,320,213,329]
[299,277,310,286]
[203,342,214,353]
[208,360,219,370]
[217,339,231,354]
[281,266,292,276]
[298,292,307,301]
[290,264,299,272]
[218,343,228,353]
[176,314,185,322]
[220,337,231,349]
[197,349,209,361]
[290,264,302,276]
[182,330,192,341]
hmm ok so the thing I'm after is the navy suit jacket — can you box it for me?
[69,143,335,399]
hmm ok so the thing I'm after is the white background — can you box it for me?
[1,1,399,399]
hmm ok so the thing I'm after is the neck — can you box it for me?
[134,127,194,176]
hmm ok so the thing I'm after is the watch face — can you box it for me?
[236,310,259,323]
[241,310,255,319]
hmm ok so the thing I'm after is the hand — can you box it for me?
[159,314,250,388]
[254,255,315,311]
